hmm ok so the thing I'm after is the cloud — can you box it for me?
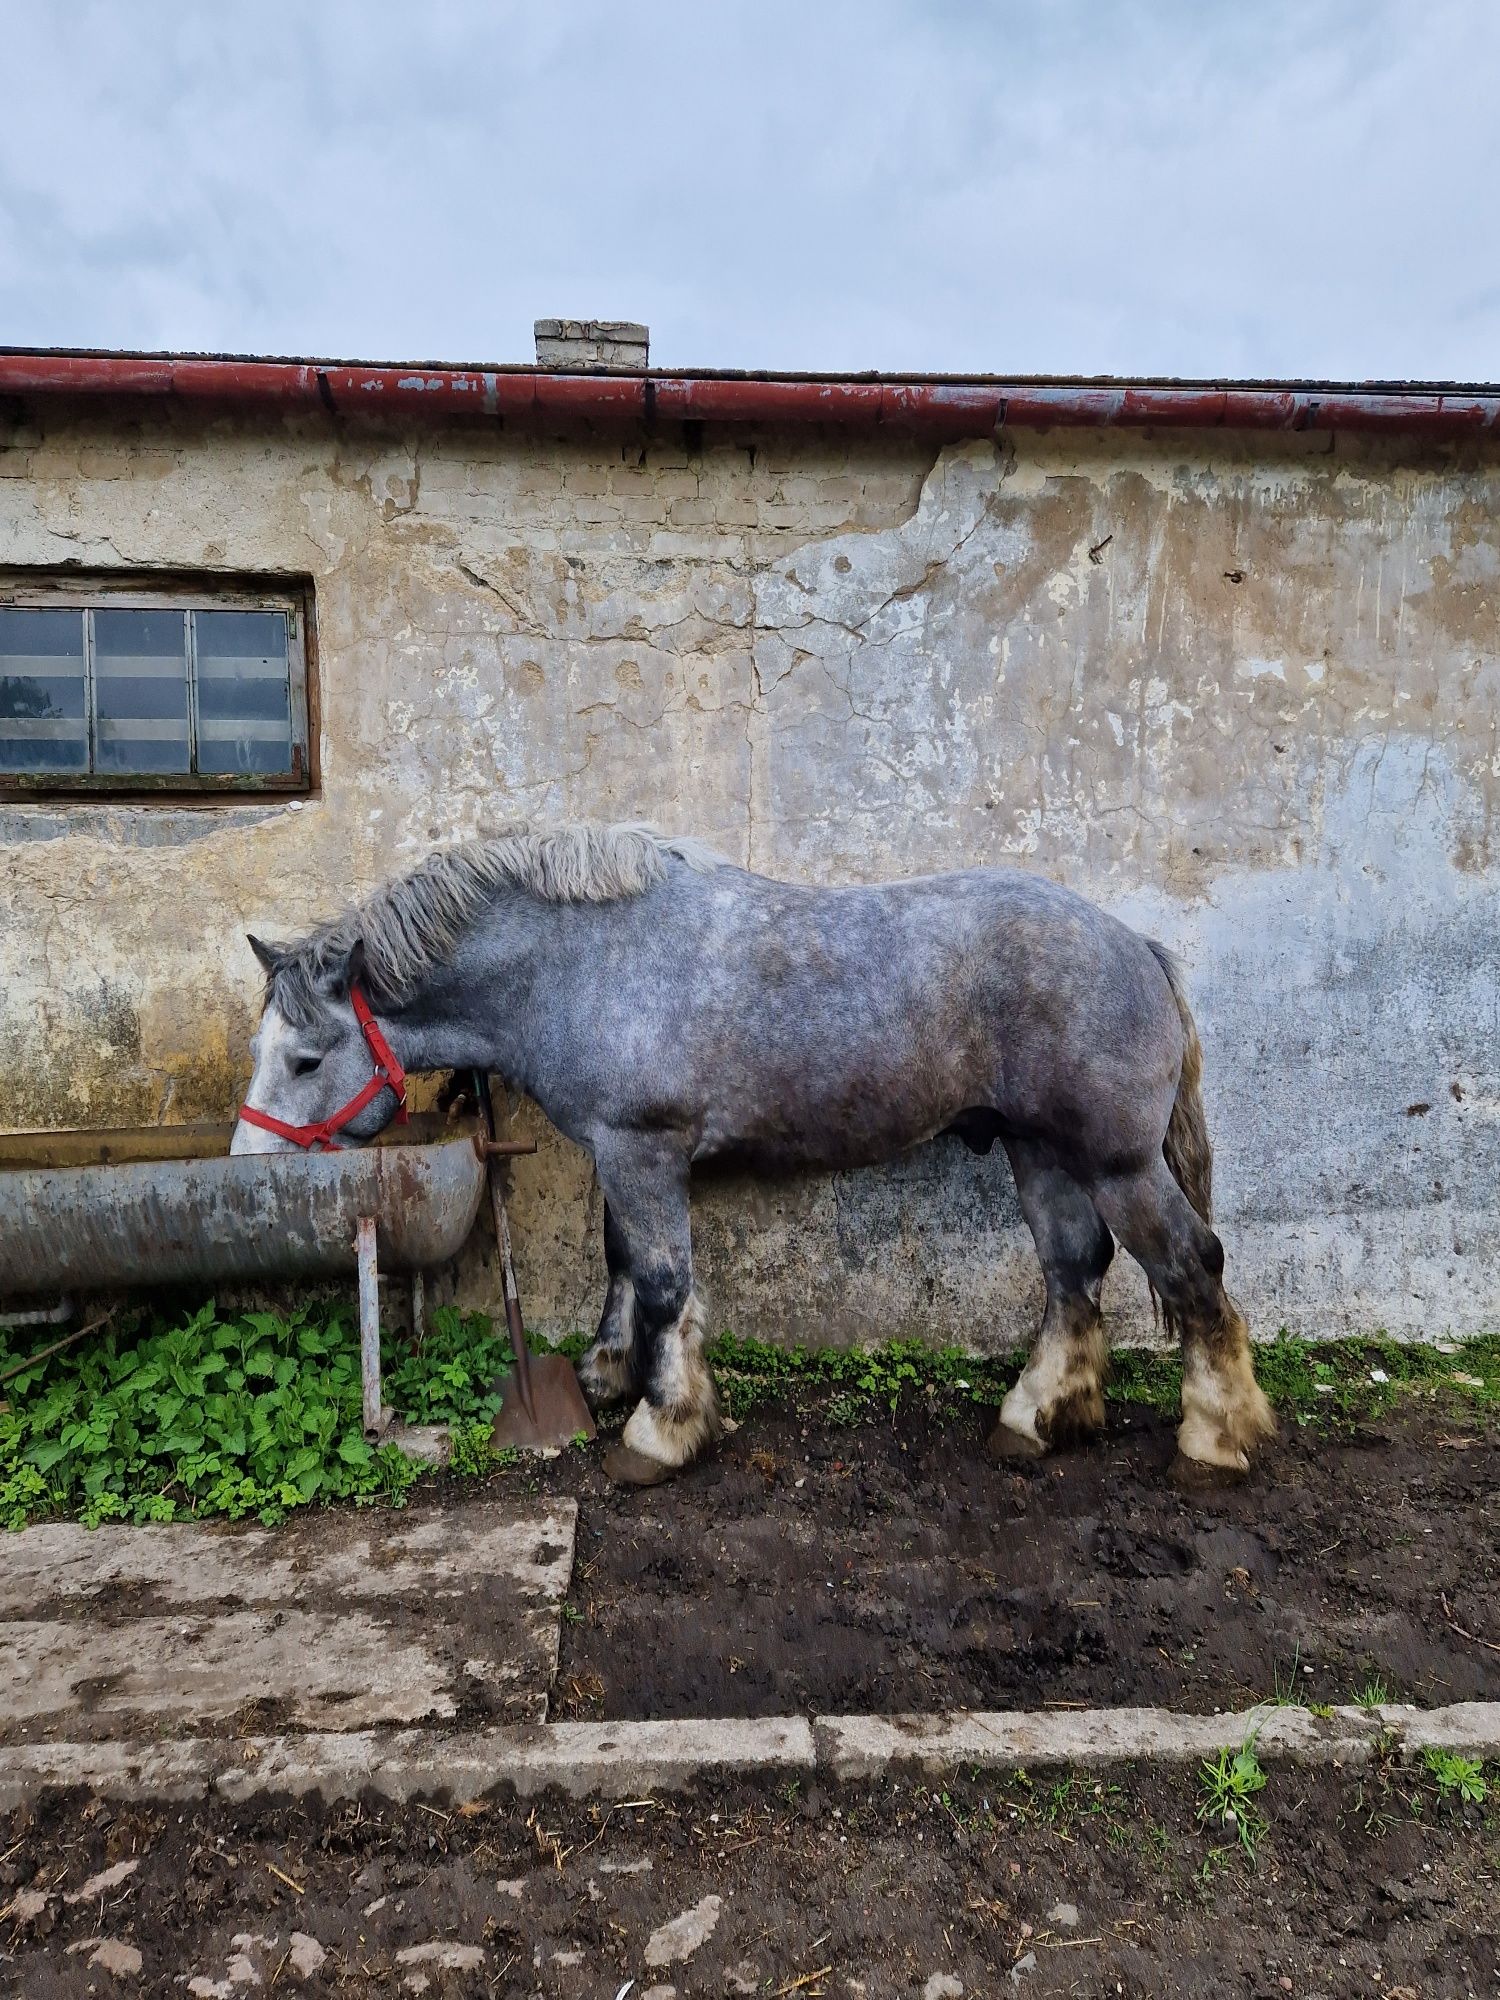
[0,0,1495,378]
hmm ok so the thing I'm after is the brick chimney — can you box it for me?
[533,319,649,371]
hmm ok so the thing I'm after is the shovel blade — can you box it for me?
[490,1353,598,1454]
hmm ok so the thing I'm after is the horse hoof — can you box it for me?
[1169,1449,1250,1492]
[580,1383,630,1416]
[986,1421,1047,1464]
[602,1443,683,1488]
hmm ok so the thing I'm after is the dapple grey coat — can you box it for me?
[234,825,1274,1482]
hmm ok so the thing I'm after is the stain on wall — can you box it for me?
[2,404,1497,1347]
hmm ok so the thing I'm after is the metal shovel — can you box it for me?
[475,1072,597,1454]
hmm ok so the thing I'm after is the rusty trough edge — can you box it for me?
[0,1131,487,1300]
[0,1703,1495,1810]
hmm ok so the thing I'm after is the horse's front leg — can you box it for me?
[589,1129,722,1487]
[577,1201,642,1410]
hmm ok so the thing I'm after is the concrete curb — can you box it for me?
[812,1702,1500,1780]
[1,1703,1495,1811]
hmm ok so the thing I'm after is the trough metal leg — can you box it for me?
[410,1270,425,1350]
[357,1215,392,1438]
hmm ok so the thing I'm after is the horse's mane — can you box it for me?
[267,820,723,1024]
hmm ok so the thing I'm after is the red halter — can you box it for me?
[239,984,409,1152]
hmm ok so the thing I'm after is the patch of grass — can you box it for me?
[1139,1818,1173,1868]
[446,1420,521,1479]
[1197,1740,1268,1861]
[1422,1748,1489,1806]
[1266,1645,1307,1707]
[987,1768,1134,1850]
[1103,1345,1182,1414]
[0,1299,516,1530]
[1257,1330,1500,1429]
[1353,1674,1391,1710]
[708,1332,1016,1420]
[712,1327,1500,1432]
[1196,1844,1236,1889]
[1113,1329,1500,1430]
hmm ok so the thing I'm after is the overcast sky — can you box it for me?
[1,1,1495,382]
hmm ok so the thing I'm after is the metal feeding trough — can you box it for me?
[0,1116,506,1436]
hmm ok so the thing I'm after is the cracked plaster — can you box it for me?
[2,409,1499,1345]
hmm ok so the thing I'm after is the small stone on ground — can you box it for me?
[645,1893,723,1967]
[394,1942,486,1969]
[90,1938,143,1976]
[288,1932,326,1976]
[65,1857,140,1903]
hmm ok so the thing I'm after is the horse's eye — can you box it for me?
[292,1055,323,1078]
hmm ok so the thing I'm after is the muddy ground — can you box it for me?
[4,1376,1497,1996]
[4,1761,1497,1998]
[540,1389,1499,1722]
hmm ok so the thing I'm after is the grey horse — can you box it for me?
[232,822,1275,1485]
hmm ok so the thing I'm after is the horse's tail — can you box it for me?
[1147,940,1214,1227]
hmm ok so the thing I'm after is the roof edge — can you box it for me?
[2,350,1498,439]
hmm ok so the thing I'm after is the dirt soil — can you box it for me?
[4,1763,1497,1999]
[539,1390,1500,1722]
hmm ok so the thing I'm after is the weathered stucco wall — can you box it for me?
[3,400,1498,1349]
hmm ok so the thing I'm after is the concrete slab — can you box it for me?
[0,1737,227,1810]
[0,1704,1494,1812]
[214,1716,818,1804]
[0,1500,576,1742]
[812,1701,1500,1779]
[0,1716,817,1810]
[1374,1701,1500,1759]
[1,1504,574,1612]
[2,1612,465,1735]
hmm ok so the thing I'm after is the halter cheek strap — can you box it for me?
[239,984,409,1152]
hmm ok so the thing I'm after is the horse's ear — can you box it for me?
[342,937,368,995]
[246,934,284,976]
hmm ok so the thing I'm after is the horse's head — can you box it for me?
[230,935,408,1155]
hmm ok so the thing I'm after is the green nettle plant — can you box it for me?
[0,1300,511,1530]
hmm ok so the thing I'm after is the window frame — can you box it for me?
[0,574,315,800]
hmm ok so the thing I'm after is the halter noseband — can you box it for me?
[239,983,409,1152]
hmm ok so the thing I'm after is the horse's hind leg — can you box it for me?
[589,1130,722,1486]
[578,1202,641,1409]
[990,1144,1114,1460]
[1087,1160,1275,1475]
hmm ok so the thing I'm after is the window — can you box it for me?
[0,581,311,795]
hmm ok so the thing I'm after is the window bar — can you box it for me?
[82,607,98,777]
[285,608,305,778]
[185,607,201,776]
